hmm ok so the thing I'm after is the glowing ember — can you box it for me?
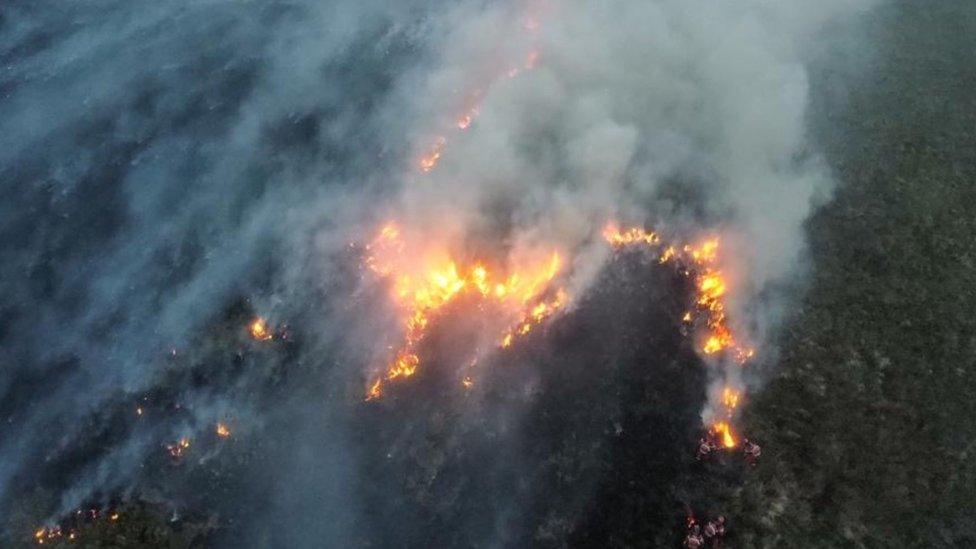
[216,423,231,438]
[35,527,58,544]
[249,317,273,341]
[456,105,480,130]
[362,223,567,400]
[419,136,446,172]
[166,437,190,458]
[33,525,70,545]
[462,376,474,389]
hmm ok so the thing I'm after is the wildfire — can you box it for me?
[499,288,568,347]
[602,224,661,247]
[722,386,740,410]
[415,15,543,175]
[33,509,121,545]
[711,421,737,449]
[249,317,272,341]
[34,526,63,545]
[604,224,756,450]
[166,437,190,458]
[419,136,446,172]
[456,103,481,130]
[361,223,566,400]
[602,224,753,361]
[216,423,231,438]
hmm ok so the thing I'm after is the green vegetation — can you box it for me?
[733,1,976,546]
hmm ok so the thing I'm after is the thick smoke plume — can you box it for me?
[362,0,881,425]
[0,0,880,546]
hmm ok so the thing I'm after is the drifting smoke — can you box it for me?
[355,0,881,433]
[0,0,880,546]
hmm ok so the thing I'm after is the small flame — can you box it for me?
[721,387,740,410]
[166,437,191,458]
[419,136,447,173]
[712,422,737,448]
[34,526,63,545]
[216,423,231,438]
[604,223,755,446]
[249,317,272,341]
[365,378,383,401]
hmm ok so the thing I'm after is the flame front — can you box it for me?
[602,225,753,362]
[362,223,567,400]
[603,224,753,448]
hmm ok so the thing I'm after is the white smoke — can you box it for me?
[356,0,882,431]
[390,0,878,292]
[0,0,884,544]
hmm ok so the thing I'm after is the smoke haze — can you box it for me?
[0,0,881,546]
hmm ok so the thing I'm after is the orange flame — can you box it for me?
[33,508,121,545]
[419,136,446,173]
[604,223,755,447]
[602,224,753,362]
[216,423,231,438]
[166,437,190,458]
[721,386,741,410]
[712,421,737,448]
[362,223,566,399]
[249,317,272,341]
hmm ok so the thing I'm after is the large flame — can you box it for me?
[362,222,567,400]
[711,421,737,449]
